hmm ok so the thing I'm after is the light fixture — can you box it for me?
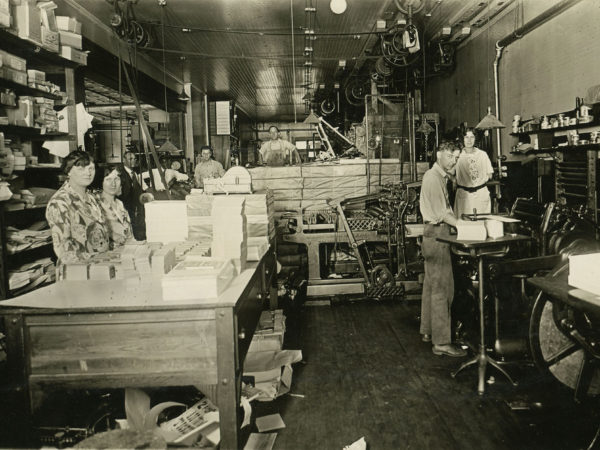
[303,110,321,124]
[178,56,190,102]
[178,88,190,102]
[475,106,505,130]
[330,0,347,14]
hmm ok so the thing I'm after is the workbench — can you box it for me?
[0,247,277,450]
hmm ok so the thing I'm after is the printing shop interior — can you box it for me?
[1,0,600,449]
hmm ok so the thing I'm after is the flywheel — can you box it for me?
[529,292,600,397]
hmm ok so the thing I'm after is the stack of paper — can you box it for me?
[211,196,247,273]
[247,236,269,261]
[456,221,487,241]
[239,191,276,240]
[161,259,236,301]
[186,193,214,242]
[151,244,177,276]
[569,253,600,295]
[145,201,188,243]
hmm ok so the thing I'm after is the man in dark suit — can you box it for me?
[119,150,146,240]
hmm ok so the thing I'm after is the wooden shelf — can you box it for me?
[7,242,52,258]
[511,120,600,137]
[0,124,70,140]
[0,28,79,70]
[0,78,63,101]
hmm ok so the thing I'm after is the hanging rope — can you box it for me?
[290,0,297,123]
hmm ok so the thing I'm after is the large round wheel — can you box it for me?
[529,291,600,397]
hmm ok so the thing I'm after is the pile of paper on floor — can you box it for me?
[186,192,214,242]
[145,201,188,243]
[243,349,303,401]
[161,258,236,302]
[248,310,286,353]
[568,253,600,295]
[211,196,247,273]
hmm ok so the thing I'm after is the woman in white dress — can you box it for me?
[454,128,494,219]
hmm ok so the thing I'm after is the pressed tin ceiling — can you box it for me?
[65,0,512,122]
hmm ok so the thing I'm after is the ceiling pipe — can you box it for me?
[87,104,156,112]
[493,0,584,182]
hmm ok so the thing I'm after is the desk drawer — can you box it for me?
[25,309,219,385]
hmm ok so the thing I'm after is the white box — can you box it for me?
[162,259,236,301]
[56,15,81,33]
[12,1,41,43]
[59,45,88,65]
[568,253,600,295]
[58,29,82,49]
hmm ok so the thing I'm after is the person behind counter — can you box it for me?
[95,165,133,248]
[259,125,301,166]
[46,150,110,275]
[119,150,145,240]
[194,145,225,188]
[454,128,494,219]
[141,156,189,191]
[419,141,467,357]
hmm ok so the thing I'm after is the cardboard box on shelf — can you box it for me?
[40,26,59,52]
[26,69,45,83]
[12,0,41,43]
[1,66,27,85]
[59,45,87,65]
[56,15,81,34]
[0,10,10,28]
[58,29,82,49]
[37,0,58,31]
[0,49,26,71]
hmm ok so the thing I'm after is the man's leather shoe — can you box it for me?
[432,344,467,357]
[421,334,432,343]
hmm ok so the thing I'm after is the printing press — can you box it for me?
[280,181,423,299]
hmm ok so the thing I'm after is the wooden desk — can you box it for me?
[437,234,531,394]
[0,248,277,450]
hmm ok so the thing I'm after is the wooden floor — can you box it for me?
[252,299,599,450]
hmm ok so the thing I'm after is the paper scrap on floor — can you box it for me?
[255,414,285,432]
[244,432,277,450]
[243,350,303,401]
[343,436,367,450]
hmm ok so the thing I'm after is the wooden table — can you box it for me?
[437,234,531,394]
[0,248,277,450]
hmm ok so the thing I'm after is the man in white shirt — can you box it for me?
[259,126,301,166]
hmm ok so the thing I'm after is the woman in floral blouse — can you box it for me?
[46,150,110,276]
[95,165,133,247]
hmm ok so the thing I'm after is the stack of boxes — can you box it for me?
[145,201,189,243]
[242,192,275,261]
[211,196,247,274]
[0,0,10,28]
[56,14,86,64]
[185,192,214,242]
[3,0,86,64]
[0,49,27,86]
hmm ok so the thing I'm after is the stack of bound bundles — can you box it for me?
[240,191,275,261]
[185,192,214,242]
[145,201,188,243]
[161,259,236,301]
[211,196,247,273]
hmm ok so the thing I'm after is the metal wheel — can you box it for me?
[371,264,394,288]
[529,291,600,398]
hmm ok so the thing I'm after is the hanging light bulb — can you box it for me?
[330,0,347,14]
[178,88,190,102]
